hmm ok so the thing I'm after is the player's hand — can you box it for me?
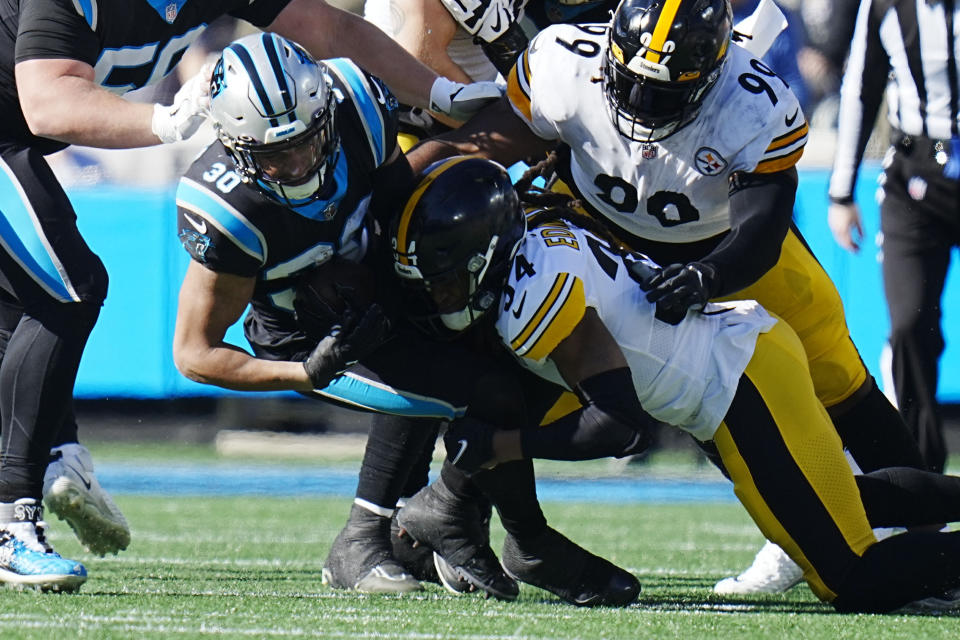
[646,262,718,324]
[429,77,503,122]
[828,201,864,253]
[152,63,214,143]
[443,418,497,474]
[302,304,391,389]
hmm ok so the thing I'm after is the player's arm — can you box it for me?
[406,96,553,173]
[369,146,417,231]
[645,167,798,319]
[445,308,656,471]
[388,0,473,84]
[15,56,210,147]
[173,261,315,392]
[270,0,497,120]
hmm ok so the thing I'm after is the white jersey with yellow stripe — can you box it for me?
[495,220,777,440]
[506,23,808,243]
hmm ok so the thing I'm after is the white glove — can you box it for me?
[429,77,503,122]
[151,64,213,144]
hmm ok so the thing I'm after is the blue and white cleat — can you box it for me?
[0,498,87,592]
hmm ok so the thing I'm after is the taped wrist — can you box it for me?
[520,368,654,461]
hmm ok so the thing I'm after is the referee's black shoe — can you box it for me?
[501,526,640,607]
[396,479,518,601]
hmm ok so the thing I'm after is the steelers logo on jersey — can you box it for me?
[694,147,727,176]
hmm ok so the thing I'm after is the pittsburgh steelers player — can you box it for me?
[393,155,960,614]
[405,0,930,595]
[0,0,503,590]
[172,33,637,607]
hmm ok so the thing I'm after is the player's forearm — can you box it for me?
[17,64,159,148]
[174,344,314,393]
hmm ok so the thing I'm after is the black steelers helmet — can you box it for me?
[602,0,733,142]
[391,157,526,338]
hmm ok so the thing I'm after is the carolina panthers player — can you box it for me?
[0,0,504,591]
[406,0,934,596]
[394,155,960,614]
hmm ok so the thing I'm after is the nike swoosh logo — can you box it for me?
[451,439,469,466]
[184,212,207,234]
[490,7,503,33]
[511,291,526,319]
[785,109,799,127]
[65,463,92,490]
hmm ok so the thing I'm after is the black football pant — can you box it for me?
[880,142,960,472]
[0,145,107,503]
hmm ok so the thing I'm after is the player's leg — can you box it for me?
[879,173,952,472]
[714,320,960,612]
[0,146,105,590]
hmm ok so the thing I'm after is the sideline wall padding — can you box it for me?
[70,169,960,400]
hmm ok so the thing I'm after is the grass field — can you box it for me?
[2,442,959,639]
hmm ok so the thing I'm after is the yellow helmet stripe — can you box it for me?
[645,0,684,64]
[394,156,473,266]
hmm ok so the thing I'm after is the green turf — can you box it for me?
[1,492,959,639]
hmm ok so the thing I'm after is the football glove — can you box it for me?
[429,77,503,122]
[302,304,391,389]
[645,262,718,325]
[151,64,213,144]
[443,417,496,474]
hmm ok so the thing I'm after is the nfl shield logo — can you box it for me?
[641,143,658,159]
[165,3,179,23]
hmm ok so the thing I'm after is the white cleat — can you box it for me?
[714,540,804,595]
[43,443,130,557]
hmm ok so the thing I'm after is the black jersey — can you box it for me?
[176,58,400,322]
[0,0,291,152]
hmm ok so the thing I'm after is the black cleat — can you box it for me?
[322,504,422,594]
[389,509,440,585]
[501,527,640,607]
[396,480,518,601]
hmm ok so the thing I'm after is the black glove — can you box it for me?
[302,304,391,389]
[645,262,718,325]
[443,417,496,475]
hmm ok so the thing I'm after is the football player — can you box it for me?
[172,33,637,607]
[0,0,503,591]
[393,155,960,614]
[405,0,930,594]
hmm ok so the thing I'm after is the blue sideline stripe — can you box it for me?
[96,464,737,503]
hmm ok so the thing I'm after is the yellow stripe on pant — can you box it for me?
[712,319,876,602]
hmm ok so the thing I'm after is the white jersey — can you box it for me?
[495,219,777,441]
[506,24,809,243]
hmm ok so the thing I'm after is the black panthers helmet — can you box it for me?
[391,157,526,338]
[602,0,733,142]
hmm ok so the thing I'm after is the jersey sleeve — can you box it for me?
[325,58,400,169]
[499,260,587,363]
[439,0,517,43]
[505,29,564,141]
[175,173,266,277]
[15,0,99,66]
[731,64,809,175]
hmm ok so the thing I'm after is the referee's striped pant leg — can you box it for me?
[711,320,877,602]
